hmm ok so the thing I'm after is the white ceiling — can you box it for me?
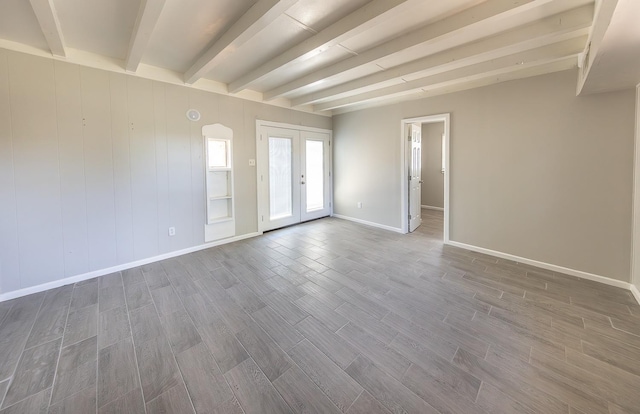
[0,0,634,114]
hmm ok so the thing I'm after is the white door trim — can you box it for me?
[256,120,333,233]
[632,83,640,293]
[400,114,450,241]
[256,120,333,135]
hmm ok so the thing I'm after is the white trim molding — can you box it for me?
[255,120,334,134]
[421,205,444,211]
[0,232,262,303]
[332,214,404,234]
[632,83,640,302]
[446,240,639,298]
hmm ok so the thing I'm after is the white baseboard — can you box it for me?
[332,214,405,234]
[0,232,262,302]
[446,240,636,294]
[631,284,640,305]
[421,205,444,211]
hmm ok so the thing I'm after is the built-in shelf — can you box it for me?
[204,123,235,242]
[208,217,233,225]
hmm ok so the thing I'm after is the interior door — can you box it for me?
[409,123,422,232]
[259,126,331,232]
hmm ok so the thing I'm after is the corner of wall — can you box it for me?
[632,83,640,303]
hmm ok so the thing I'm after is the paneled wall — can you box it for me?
[0,49,331,296]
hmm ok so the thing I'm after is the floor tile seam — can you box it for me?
[122,278,148,293]
[166,268,238,413]
[120,270,148,414]
[224,356,280,414]
[462,312,570,360]
[47,383,95,410]
[342,389,363,414]
[46,297,72,408]
[480,337,613,411]
[337,324,412,378]
[248,305,302,353]
[21,333,67,353]
[0,303,15,330]
[0,377,12,410]
[572,340,640,382]
[527,357,617,411]
[565,296,636,318]
[349,355,442,414]
[272,359,347,414]
[0,386,53,412]
[486,308,589,349]
[0,293,46,410]
[140,291,191,411]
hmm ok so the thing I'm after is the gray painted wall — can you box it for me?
[421,122,445,209]
[334,70,635,282]
[0,49,331,295]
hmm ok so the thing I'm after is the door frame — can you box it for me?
[256,120,333,233]
[400,114,450,241]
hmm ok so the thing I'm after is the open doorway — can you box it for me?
[400,114,450,241]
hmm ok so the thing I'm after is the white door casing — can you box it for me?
[400,113,450,240]
[409,123,422,232]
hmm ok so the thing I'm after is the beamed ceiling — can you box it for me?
[0,0,631,115]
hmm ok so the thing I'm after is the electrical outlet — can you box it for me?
[357,202,362,209]
[168,227,176,236]
[249,159,256,166]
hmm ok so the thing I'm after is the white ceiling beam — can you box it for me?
[29,0,66,57]
[227,0,413,93]
[292,5,593,106]
[314,37,585,111]
[264,0,560,101]
[184,0,298,85]
[125,0,166,73]
[330,58,577,115]
[576,0,620,94]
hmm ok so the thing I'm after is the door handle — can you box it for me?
[419,180,424,184]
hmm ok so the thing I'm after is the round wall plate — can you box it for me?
[186,109,201,121]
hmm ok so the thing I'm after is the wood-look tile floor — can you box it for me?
[1,209,640,413]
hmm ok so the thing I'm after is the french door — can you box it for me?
[258,125,332,232]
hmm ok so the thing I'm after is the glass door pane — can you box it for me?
[301,131,331,222]
[268,137,293,220]
[305,140,324,212]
